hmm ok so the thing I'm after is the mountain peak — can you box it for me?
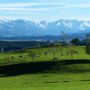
[0,19,90,36]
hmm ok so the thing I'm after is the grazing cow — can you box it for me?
[61,53,64,56]
[44,52,48,55]
[19,55,22,58]
[74,51,79,54]
[11,56,14,59]
[66,52,70,56]
[36,56,40,58]
[39,52,41,55]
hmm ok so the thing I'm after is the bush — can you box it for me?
[86,45,90,55]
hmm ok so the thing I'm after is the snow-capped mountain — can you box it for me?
[0,19,90,37]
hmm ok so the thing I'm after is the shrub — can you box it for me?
[86,45,90,55]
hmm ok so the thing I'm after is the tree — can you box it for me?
[86,34,90,55]
[68,44,75,59]
[52,41,60,59]
[86,45,90,55]
[60,31,68,46]
[71,38,80,45]
[49,41,60,60]
[0,47,4,53]
[28,51,37,60]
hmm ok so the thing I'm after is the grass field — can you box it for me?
[0,46,89,65]
[0,46,90,90]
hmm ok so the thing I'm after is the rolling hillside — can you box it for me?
[0,46,90,90]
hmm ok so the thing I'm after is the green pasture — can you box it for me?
[0,46,89,66]
[0,73,90,90]
[0,46,90,90]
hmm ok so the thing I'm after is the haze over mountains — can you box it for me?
[0,19,90,41]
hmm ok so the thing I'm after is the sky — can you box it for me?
[0,0,90,21]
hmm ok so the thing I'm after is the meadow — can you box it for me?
[0,46,90,90]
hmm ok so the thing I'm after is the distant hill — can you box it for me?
[0,33,87,41]
[0,41,49,52]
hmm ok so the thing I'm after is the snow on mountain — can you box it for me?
[56,22,61,26]
[62,22,72,29]
[0,19,90,37]
[80,22,90,30]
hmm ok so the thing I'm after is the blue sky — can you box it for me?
[0,0,90,21]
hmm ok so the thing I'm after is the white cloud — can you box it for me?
[0,3,89,12]
[0,15,90,22]
[0,16,17,20]
[8,11,33,14]
[0,3,89,8]
[0,3,64,8]
[0,3,90,21]
[66,4,90,8]
[0,8,51,12]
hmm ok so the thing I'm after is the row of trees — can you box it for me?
[86,34,90,55]
[28,32,90,61]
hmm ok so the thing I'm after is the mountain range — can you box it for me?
[0,19,90,41]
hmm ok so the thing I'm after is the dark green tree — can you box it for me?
[68,44,75,60]
[49,41,60,60]
[71,38,80,45]
[86,45,90,55]
[86,34,90,55]
[28,51,37,60]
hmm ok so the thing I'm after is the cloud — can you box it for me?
[0,3,62,11]
[0,3,89,12]
[0,7,49,11]
[0,2,90,21]
[0,3,64,8]
[0,3,89,8]
[0,3,90,16]
[7,11,33,14]
[66,4,90,8]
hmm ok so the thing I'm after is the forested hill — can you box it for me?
[0,41,48,52]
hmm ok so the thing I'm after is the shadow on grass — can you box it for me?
[0,59,90,77]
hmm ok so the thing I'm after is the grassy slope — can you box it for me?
[0,46,90,89]
[1,74,90,90]
[0,46,89,65]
